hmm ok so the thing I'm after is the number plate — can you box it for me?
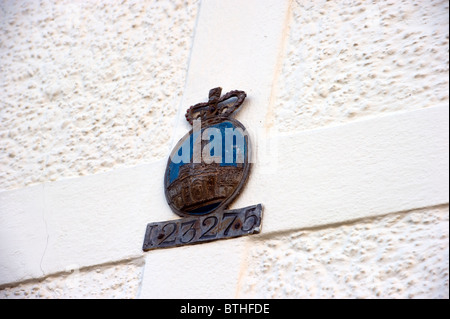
[142,204,262,251]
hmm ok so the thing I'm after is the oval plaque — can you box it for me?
[164,88,251,217]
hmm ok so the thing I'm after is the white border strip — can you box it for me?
[1,105,448,287]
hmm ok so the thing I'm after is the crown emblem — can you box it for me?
[185,87,247,125]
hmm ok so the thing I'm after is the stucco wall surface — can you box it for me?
[0,0,199,191]
[2,206,447,299]
[274,0,449,131]
[239,206,449,299]
[0,258,144,299]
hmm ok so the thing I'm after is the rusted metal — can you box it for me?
[142,204,262,251]
[142,88,262,252]
[164,87,251,218]
[185,87,247,125]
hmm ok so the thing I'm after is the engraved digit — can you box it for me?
[199,216,218,239]
[222,212,238,236]
[160,222,177,244]
[180,220,197,243]
[241,212,258,232]
[143,224,157,249]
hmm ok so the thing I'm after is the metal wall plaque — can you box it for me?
[142,87,263,251]
[143,204,262,251]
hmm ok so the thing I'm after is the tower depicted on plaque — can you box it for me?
[167,162,244,214]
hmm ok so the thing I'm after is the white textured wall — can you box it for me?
[273,0,449,131]
[0,0,199,191]
[0,0,448,299]
[239,206,449,299]
[0,258,144,299]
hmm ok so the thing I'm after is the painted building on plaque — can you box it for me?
[167,162,244,214]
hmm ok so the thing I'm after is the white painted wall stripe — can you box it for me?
[0,161,169,286]
[0,186,47,283]
[1,104,447,287]
[250,105,449,234]
[139,0,292,298]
